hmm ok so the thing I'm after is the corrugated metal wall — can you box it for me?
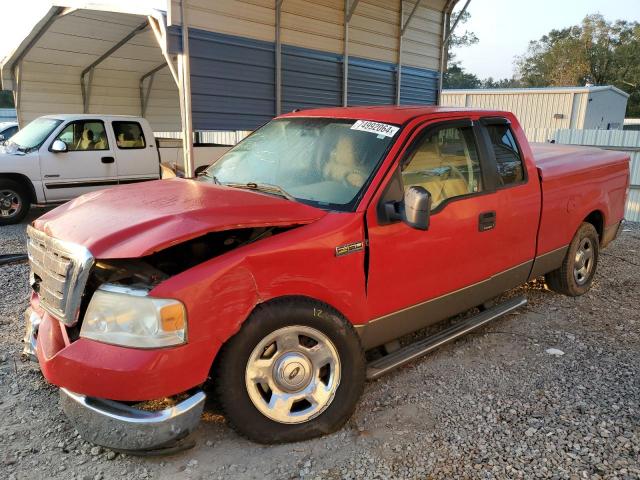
[442,91,576,130]
[401,0,445,71]
[167,0,445,129]
[178,26,440,129]
[400,65,439,104]
[281,45,342,111]
[348,57,395,106]
[553,129,640,222]
[188,29,276,130]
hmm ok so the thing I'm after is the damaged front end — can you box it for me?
[24,224,296,453]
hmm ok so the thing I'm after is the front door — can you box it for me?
[363,118,531,346]
[39,119,118,202]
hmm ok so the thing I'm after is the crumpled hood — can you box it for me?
[33,178,327,258]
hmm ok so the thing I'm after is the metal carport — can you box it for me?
[1,0,467,178]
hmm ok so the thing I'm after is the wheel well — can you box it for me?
[0,173,37,203]
[205,295,350,395]
[584,210,604,241]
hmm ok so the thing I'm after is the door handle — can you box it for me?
[478,211,496,231]
[101,156,115,164]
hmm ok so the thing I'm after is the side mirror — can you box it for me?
[51,140,68,153]
[384,186,432,230]
[0,134,5,142]
[403,186,431,230]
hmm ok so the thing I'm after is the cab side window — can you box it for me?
[485,124,524,185]
[401,126,482,210]
[113,122,146,149]
[55,121,109,151]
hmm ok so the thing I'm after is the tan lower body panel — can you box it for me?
[528,245,569,280]
[602,221,623,249]
[357,261,533,350]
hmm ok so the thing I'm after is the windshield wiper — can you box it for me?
[224,182,296,201]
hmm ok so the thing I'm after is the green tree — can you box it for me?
[517,15,640,116]
[0,91,14,108]
[443,9,481,89]
[444,64,482,89]
[482,77,525,89]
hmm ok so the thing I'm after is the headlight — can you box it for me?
[80,284,187,348]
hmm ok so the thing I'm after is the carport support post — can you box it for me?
[343,0,359,107]
[179,0,195,179]
[275,0,283,116]
[438,0,471,105]
[397,0,423,106]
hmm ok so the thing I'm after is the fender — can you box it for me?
[149,213,369,347]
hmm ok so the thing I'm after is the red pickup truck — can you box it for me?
[23,107,629,452]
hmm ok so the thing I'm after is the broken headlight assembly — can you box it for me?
[80,284,187,348]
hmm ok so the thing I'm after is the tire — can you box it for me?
[215,297,365,444]
[546,222,599,296]
[0,179,30,226]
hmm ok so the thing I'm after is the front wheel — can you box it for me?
[546,222,599,296]
[0,179,30,226]
[215,298,365,444]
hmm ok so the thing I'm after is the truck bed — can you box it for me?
[531,143,629,256]
[531,143,629,180]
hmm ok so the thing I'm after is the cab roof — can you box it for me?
[40,114,145,122]
[279,106,511,125]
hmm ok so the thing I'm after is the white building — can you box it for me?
[442,86,629,142]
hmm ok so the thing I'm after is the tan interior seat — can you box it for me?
[403,141,470,208]
[93,133,107,150]
[77,129,95,150]
[323,136,364,187]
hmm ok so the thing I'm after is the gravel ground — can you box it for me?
[1,211,638,480]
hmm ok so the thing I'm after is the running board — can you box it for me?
[366,296,527,380]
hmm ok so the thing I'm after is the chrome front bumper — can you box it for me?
[24,307,206,452]
[22,307,40,360]
[60,388,206,452]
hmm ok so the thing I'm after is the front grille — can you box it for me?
[27,225,94,326]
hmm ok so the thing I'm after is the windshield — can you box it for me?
[8,118,62,152]
[201,118,399,210]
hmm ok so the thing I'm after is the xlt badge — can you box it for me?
[335,241,364,257]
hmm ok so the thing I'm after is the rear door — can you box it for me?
[111,120,160,184]
[39,119,118,202]
[477,117,540,273]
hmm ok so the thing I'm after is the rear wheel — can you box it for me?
[0,179,30,226]
[546,222,599,296]
[215,298,365,444]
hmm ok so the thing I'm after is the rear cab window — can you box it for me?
[113,121,146,149]
[482,120,525,186]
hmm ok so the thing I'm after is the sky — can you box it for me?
[453,0,640,80]
[0,0,638,80]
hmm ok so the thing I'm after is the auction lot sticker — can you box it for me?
[351,120,399,138]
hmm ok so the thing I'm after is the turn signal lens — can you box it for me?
[160,303,186,332]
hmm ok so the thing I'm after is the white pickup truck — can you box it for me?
[0,114,231,225]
